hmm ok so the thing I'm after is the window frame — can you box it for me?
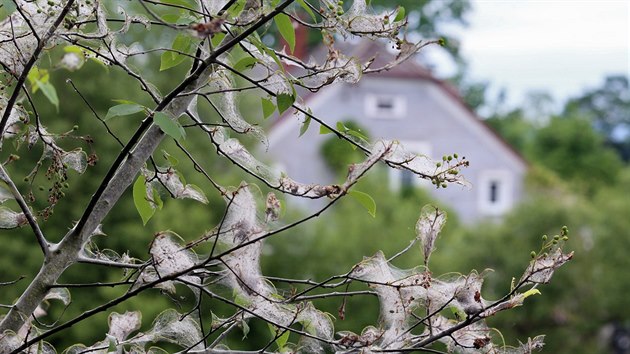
[477,169,513,216]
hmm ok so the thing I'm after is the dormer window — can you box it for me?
[365,94,407,119]
[377,97,394,110]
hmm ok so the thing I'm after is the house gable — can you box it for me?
[266,43,527,223]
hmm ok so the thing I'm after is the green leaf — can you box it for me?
[0,0,17,17]
[241,319,250,340]
[319,125,333,135]
[38,81,59,110]
[159,52,182,71]
[336,121,347,132]
[299,115,311,137]
[160,34,193,71]
[233,56,258,72]
[161,13,181,24]
[161,0,195,6]
[105,104,145,121]
[227,0,246,18]
[449,305,466,321]
[211,32,226,47]
[178,15,198,25]
[38,71,50,84]
[186,184,209,204]
[394,6,406,22]
[133,175,154,225]
[27,67,38,87]
[274,13,295,53]
[172,33,193,52]
[348,190,376,217]
[162,149,179,166]
[522,289,542,299]
[107,336,117,352]
[154,112,186,141]
[233,289,251,307]
[27,66,45,93]
[275,329,290,350]
[261,98,276,119]
[152,187,163,210]
[276,93,295,114]
[88,57,110,72]
[249,35,285,72]
[346,128,369,142]
[296,0,316,21]
[112,99,139,105]
[268,324,290,350]
[63,45,84,54]
[264,46,284,71]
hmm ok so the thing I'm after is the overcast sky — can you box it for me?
[432,0,630,109]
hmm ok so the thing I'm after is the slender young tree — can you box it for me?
[0,1,572,353]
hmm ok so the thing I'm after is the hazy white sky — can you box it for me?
[436,0,630,108]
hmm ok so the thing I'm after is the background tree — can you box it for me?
[0,1,571,353]
[564,75,630,160]
[455,71,630,353]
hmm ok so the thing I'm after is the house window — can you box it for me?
[489,180,499,203]
[478,170,513,216]
[365,94,407,119]
[376,97,394,110]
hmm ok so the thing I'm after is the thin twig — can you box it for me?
[0,164,49,256]
[76,256,143,269]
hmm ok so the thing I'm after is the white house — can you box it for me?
[265,40,528,223]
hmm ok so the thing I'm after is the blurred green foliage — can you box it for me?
[320,120,370,174]
[564,75,630,160]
